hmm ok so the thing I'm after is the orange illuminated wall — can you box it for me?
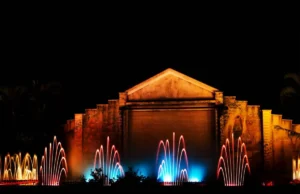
[64,100,122,178]
[64,118,81,178]
[220,96,262,175]
[262,110,300,181]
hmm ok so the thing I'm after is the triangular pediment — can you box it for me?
[125,68,219,101]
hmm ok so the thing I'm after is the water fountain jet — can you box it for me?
[93,136,125,185]
[156,132,189,186]
[39,136,68,186]
[217,133,251,186]
[1,153,38,181]
[293,154,300,181]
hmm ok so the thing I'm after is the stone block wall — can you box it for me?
[220,96,262,175]
[262,110,300,181]
[64,119,76,177]
[64,99,122,179]
[63,94,300,181]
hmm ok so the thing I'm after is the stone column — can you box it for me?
[262,110,273,172]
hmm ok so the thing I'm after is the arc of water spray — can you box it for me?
[93,136,125,186]
[2,153,38,181]
[39,136,68,186]
[156,132,189,185]
[217,133,251,186]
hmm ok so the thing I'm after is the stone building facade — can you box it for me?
[64,68,300,182]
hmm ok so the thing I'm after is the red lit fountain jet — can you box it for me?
[39,136,68,186]
[217,133,251,186]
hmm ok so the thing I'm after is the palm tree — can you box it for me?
[280,72,300,122]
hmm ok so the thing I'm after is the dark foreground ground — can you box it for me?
[0,184,300,193]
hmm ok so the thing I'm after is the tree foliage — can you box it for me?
[113,167,158,187]
[89,168,106,183]
[0,80,64,152]
[280,72,300,122]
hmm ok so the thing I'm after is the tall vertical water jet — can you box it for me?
[1,153,38,181]
[293,154,300,181]
[39,136,68,186]
[93,136,125,185]
[156,132,189,186]
[0,156,1,181]
[217,133,251,186]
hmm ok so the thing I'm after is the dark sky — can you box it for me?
[59,28,299,118]
[1,18,299,121]
[0,13,299,154]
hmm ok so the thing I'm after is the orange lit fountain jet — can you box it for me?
[0,153,38,185]
[293,155,300,181]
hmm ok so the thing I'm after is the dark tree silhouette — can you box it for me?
[280,72,300,123]
[113,167,158,187]
[0,80,64,152]
[89,168,106,184]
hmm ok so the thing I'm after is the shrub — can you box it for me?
[89,168,106,185]
[113,167,158,186]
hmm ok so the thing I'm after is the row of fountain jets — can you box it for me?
[0,136,68,186]
[0,133,251,186]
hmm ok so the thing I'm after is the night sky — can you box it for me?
[2,27,300,118]
[60,28,299,117]
[0,17,299,153]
